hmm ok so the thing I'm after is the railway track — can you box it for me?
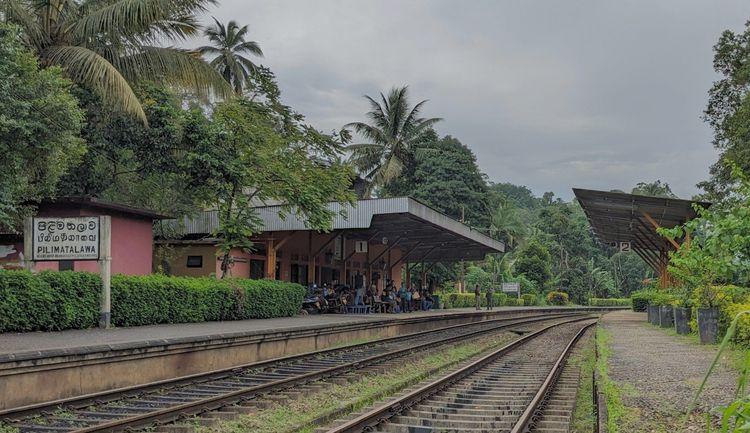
[0,312,588,433]
[321,318,595,433]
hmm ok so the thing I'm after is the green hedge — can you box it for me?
[442,292,528,309]
[546,291,569,306]
[0,270,101,332]
[589,298,631,307]
[648,292,677,307]
[631,291,653,312]
[521,293,537,306]
[0,270,305,332]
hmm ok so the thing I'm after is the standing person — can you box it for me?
[398,283,408,313]
[474,284,482,310]
[486,285,495,311]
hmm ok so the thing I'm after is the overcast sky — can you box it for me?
[200,1,750,200]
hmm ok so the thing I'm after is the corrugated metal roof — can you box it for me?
[168,197,504,253]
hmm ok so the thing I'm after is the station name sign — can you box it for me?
[501,282,520,293]
[32,216,100,261]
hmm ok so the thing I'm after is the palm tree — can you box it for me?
[199,18,263,94]
[489,201,527,250]
[3,0,233,123]
[346,86,441,192]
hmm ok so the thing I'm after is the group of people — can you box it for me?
[474,283,495,311]
[380,281,435,313]
[302,280,435,314]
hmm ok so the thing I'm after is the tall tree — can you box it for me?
[631,180,677,198]
[57,83,216,218]
[199,18,264,94]
[3,0,232,122]
[0,23,84,227]
[206,96,355,277]
[346,86,441,193]
[384,134,489,227]
[514,240,553,290]
[489,200,527,250]
[699,21,750,200]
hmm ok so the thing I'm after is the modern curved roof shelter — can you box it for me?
[573,188,710,287]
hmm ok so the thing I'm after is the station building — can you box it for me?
[0,197,168,275]
[157,197,505,291]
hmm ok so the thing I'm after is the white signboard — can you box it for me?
[32,217,100,261]
[502,282,520,294]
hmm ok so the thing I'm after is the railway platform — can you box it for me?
[0,306,619,412]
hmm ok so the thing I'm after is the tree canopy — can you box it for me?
[346,86,441,194]
[700,20,750,200]
[3,0,232,122]
[200,18,264,94]
[0,23,84,226]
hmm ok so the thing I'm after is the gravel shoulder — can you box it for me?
[601,310,738,431]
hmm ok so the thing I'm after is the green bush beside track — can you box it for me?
[0,270,304,332]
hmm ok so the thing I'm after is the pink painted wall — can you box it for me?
[215,248,252,278]
[28,206,155,275]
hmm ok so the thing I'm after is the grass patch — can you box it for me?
[570,335,595,433]
[197,331,517,433]
[648,322,745,374]
[0,424,19,433]
[596,326,629,433]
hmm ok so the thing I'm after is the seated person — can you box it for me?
[421,291,434,311]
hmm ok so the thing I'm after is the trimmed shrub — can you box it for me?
[546,291,569,306]
[110,275,304,326]
[521,293,537,306]
[442,292,510,309]
[631,291,654,312]
[504,297,525,306]
[648,292,677,307]
[589,298,631,307]
[0,270,100,332]
[724,303,750,346]
[0,270,305,332]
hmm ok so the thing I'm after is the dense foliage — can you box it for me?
[441,292,525,309]
[546,291,570,306]
[0,270,304,331]
[588,298,631,307]
[0,24,84,226]
[700,20,750,200]
[661,168,750,307]
[2,0,231,122]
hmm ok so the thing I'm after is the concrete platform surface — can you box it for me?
[601,310,738,430]
[0,306,584,357]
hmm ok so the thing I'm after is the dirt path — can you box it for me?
[601,310,738,431]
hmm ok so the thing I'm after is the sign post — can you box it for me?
[98,216,112,328]
[25,215,112,328]
[23,217,34,272]
[501,282,521,299]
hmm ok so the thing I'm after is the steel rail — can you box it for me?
[509,321,594,433]
[321,316,596,433]
[25,313,583,433]
[0,311,577,421]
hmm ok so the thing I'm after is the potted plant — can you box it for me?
[694,285,721,343]
[673,285,693,335]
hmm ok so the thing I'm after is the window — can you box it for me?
[250,260,264,279]
[186,255,203,268]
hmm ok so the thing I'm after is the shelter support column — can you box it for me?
[265,239,276,280]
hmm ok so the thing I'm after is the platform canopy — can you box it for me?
[573,188,710,285]
[173,197,504,263]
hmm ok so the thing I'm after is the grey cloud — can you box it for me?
[200,0,750,199]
